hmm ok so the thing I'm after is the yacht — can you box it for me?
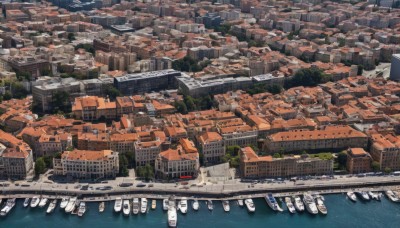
[71,200,80,215]
[39,198,48,208]
[303,194,318,215]
[315,196,327,215]
[285,197,296,214]
[385,190,399,202]
[347,192,357,202]
[140,198,148,214]
[179,198,188,214]
[78,202,86,217]
[292,196,304,212]
[151,200,157,210]
[368,191,380,201]
[123,200,130,216]
[30,196,40,208]
[0,198,16,216]
[65,197,77,213]
[132,198,140,215]
[238,199,244,207]
[163,199,169,211]
[114,197,122,213]
[23,198,30,208]
[46,199,57,214]
[168,196,177,228]
[245,199,255,212]
[356,191,370,201]
[99,202,105,213]
[206,200,213,211]
[192,200,199,211]
[265,193,283,212]
[222,200,230,212]
[60,197,69,209]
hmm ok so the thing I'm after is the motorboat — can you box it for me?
[65,197,77,213]
[140,198,148,214]
[368,191,380,201]
[315,196,327,215]
[60,197,69,209]
[303,194,318,215]
[39,198,49,208]
[347,192,357,202]
[163,199,169,211]
[192,200,199,211]
[151,200,156,210]
[292,196,304,212]
[222,200,230,212]
[238,199,244,207]
[0,198,16,216]
[132,198,140,214]
[356,191,370,201]
[245,199,255,212]
[114,197,122,213]
[123,200,130,216]
[206,200,213,211]
[168,196,177,228]
[71,200,80,215]
[46,199,57,214]
[285,197,296,214]
[99,202,105,213]
[23,198,30,208]
[30,196,40,208]
[385,190,399,202]
[78,202,86,217]
[179,198,188,214]
[264,193,283,212]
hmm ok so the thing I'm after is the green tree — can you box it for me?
[43,155,53,168]
[16,71,31,81]
[3,92,12,101]
[371,161,380,172]
[34,157,46,176]
[384,167,392,174]
[68,33,75,41]
[102,84,121,100]
[75,43,95,54]
[357,65,364,75]
[284,67,331,89]
[174,101,188,114]
[10,82,28,99]
[337,151,348,169]
[118,154,129,177]
[184,95,196,111]
[273,153,281,158]
[51,91,71,114]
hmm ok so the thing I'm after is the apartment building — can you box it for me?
[197,131,225,165]
[155,138,199,179]
[109,133,138,154]
[370,134,400,171]
[72,96,117,121]
[36,134,62,157]
[219,124,258,147]
[240,147,333,178]
[346,148,372,174]
[134,140,162,167]
[53,149,119,179]
[264,126,368,154]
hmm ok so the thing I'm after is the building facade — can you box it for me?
[197,132,225,165]
[346,148,372,174]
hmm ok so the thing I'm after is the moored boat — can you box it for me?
[238,199,244,207]
[245,199,255,212]
[315,196,327,215]
[285,197,296,214]
[99,202,105,213]
[30,196,40,208]
[265,193,283,212]
[140,198,148,214]
[65,197,77,213]
[168,196,177,228]
[123,200,130,216]
[303,194,318,215]
[132,198,140,215]
[368,191,380,201]
[77,202,86,217]
[356,191,370,201]
[347,192,357,202]
[71,200,80,215]
[179,198,188,214]
[46,199,57,214]
[163,198,169,211]
[206,200,213,211]
[114,197,122,213]
[60,197,69,209]
[385,190,399,202]
[192,200,199,211]
[39,198,48,208]
[23,198,30,208]
[151,200,156,210]
[222,200,230,212]
[0,198,16,216]
[292,196,304,212]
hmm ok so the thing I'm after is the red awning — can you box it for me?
[180,176,192,179]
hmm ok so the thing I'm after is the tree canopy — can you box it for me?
[51,91,71,114]
[284,67,331,89]
[34,157,46,176]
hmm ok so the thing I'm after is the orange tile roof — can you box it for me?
[62,149,114,161]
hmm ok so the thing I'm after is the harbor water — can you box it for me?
[1,194,400,228]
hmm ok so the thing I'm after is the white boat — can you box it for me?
[315,196,327,215]
[303,194,318,215]
[39,198,48,208]
[163,199,169,211]
[71,200,80,215]
[60,197,69,209]
[385,190,399,202]
[368,191,380,201]
[347,192,357,202]
[0,198,16,216]
[99,202,105,213]
[168,196,177,228]
[179,198,188,214]
[114,197,122,213]
[65,197,77,213]
[265,193,283,212]
[292,196,304,212]
[222,200,230,212]
[192,200,199,211]
[46,199,57,214]
[23,198,30,208]
[30,196,40,208]
[132,198,140,214]
[238,199,244,207]
[245,199,255,212]
[140,198,148,213]
[206,200,213,211]
[78,202,86,217]
[123,200,130,216]
[285,197,296,214]
[151,200,156,210]
[356,191,370,201]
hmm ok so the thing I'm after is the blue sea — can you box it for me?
[1,194,400,228]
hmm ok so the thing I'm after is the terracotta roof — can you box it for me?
[62,149,114,161]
